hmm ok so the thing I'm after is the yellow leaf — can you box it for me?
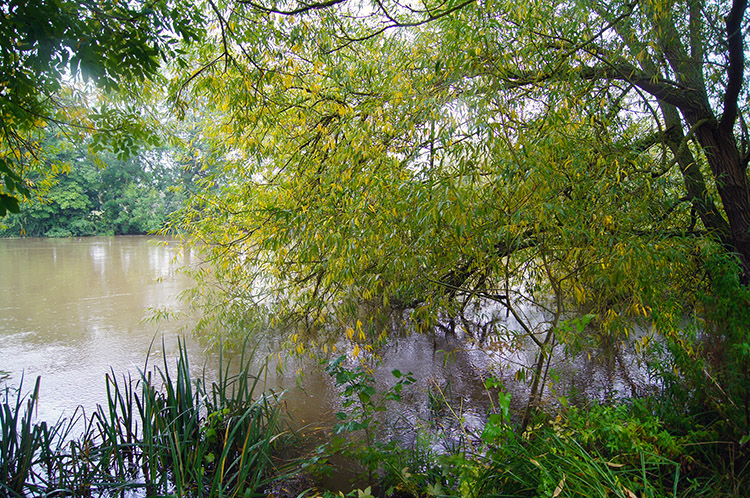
[552,474,565,497]
[622,487,638,498]
[573,284,585,304]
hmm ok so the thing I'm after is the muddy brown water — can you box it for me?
[0,236,648,448]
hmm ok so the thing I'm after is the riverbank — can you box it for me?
[2,340,747,498]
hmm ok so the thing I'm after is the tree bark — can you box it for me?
[640,0,750,282]
[688,115,750,282]
[660,104,730,243]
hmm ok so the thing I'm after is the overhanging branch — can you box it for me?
[576,63,696,110]
[238,0,348,16]
[719,0,747,133]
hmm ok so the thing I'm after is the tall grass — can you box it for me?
[475,430,681,498]
[1,375,41,496]
[0,338,284,497]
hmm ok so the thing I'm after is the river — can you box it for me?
[0,236,493,436]
[0,236,646,444]
[0,237,201,421]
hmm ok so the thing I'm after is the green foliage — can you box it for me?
[161,2,750,461]
[635,240,750,442]
[561,402,681,462]
[0,0,205,213]
[1,375,84,497]
[1,376,41,496]
[6,0,750,492]
[482,430,679,498]
[0,339,285,496]
[387,402,685,497]
[0,158,30,217]
[0,135,195,237]
[307,367,749,498]
[323,356,416,484]
[476,397,749,498]
[327,357,416,433]
[480,377,513,444]
[166,0,734,353]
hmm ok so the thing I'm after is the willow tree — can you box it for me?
[170,0,749,430]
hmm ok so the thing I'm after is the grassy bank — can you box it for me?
[2,346,748,497]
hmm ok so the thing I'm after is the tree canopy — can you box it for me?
[0,0,204,215]
[0,133,201,237]
[5,0,750,437]
[159,0,750,432]
[169,0,747,325]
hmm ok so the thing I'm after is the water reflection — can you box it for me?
[0,236,649,439]
[0,236,200,422]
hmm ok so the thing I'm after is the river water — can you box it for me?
[0,237,488,432]
[0,237,202,422]
[0,236,647,444]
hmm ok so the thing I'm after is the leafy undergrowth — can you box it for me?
[300,360,750,498]
[3,347,748,498]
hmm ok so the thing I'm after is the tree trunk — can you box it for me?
[689,114,750,283]
[661,104,730,242]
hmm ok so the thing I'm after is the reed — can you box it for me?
[0,375,41,497]
[0,337,284,497]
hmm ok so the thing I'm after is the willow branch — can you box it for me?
[238,0,347,16]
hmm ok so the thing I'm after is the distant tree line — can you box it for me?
[0,135,202,238]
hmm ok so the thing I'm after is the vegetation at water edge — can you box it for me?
[2,0,750,496]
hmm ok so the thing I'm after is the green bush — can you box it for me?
[44,226,73,238]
